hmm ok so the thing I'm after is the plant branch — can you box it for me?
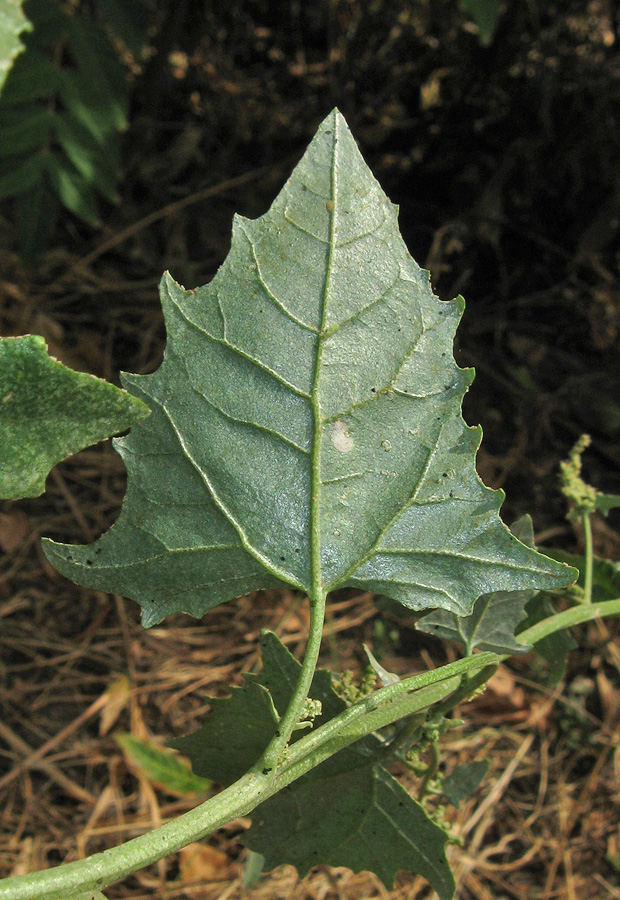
[260,589,327,772]
[0,652,497,900]
[516,597,620,647]
[582,512,594,604]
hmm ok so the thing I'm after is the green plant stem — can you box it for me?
[517,597,620,647]
[417,740,440,801]
[582,512,594,605]
[260,588,327,772]
[0,652,496,900]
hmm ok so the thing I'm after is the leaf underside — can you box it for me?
[416,515,540,654]
[172,631,455,899]
[0,335,149,499]
[43,109,573,624]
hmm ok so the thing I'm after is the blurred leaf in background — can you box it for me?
[459,0,502,46]
[0,0,150,258]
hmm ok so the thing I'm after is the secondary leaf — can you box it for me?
[44,109,573,625]
[416,515,541,654]
[594,491,620,516]
[170,631,345,784]
[173,631,455,898]
[0,335,150,499]
[246,761,454,897]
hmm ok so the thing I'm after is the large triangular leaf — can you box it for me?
[416,516,540,654]
[43,110,573,624]
[172,632,454,898]
[0,335,149,499]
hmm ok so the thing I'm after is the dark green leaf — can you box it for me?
[441,760,489,808]
[45,153,101,225]
[54,113,119,201]
[0,48,58,104]
[0,335,150,499]
[416,516,546,654]
[174,631,454,897]
[67,17,128,131]
[246,763,454,898]
[43,110,574,626]
[595,491,620,516]
[171,631,346,784]
[20,0,67,38]
[170,680,279,786]
[58,68,124,146]
[0,107,52,157]
[518,593,576,686]
[0,152,44,200]
[544,548,620,603]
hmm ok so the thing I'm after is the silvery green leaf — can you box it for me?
[43,110,574,625]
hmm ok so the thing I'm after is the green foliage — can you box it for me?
[0,0,148,255]
[44,110,570,627]
[546,549,620,604]
[0,0,32,91]
[173,631,455,898]
[416,515,541,655]
[560,434,620,520]
[0,334,149,499]
[115,734,212,797]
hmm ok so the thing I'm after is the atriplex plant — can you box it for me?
[1,109,620,900]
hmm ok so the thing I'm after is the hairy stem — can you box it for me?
[517,597,620,647]
[417,740,440,801]
[582,512,594,605]
[260,588,327,772]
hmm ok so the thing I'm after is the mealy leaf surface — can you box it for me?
[172,631,455,898]
[416,515,540,654]
[0,335,149,499]
[43,110,573,623]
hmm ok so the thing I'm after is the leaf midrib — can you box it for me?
[310,117,340,597]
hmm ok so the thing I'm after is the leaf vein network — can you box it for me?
[239,223,320,333]
[151,393,306,589]
[322,324,431,423]
[282,210,330,245]
[186,380,311,456]
[322,270,401,337]
[167,291,312,399]
[330,427,443,587]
